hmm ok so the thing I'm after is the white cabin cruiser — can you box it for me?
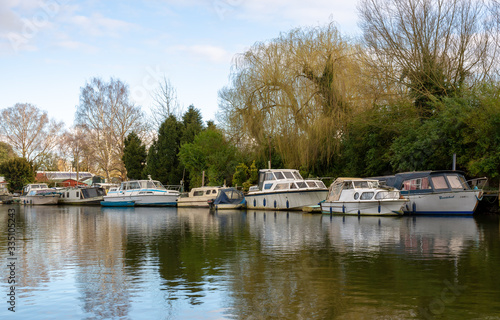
[101,178,179,206]
[320,178,408,216]
[245,169,328,210]
[177,186,223,207]
[20,184,60,205]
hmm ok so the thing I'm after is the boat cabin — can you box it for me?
[119,179,166,191]
[373,171,475,195]
[254,169,327,192]
[326,178,400,202]
[22,184,51,195]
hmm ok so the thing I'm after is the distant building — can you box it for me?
[61,179,88,187]
[36,171,94,185]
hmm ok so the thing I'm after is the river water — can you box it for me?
[0,205,499,319]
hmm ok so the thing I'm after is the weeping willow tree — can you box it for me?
[218,22,367,173]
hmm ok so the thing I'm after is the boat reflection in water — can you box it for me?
[2,206,498,320]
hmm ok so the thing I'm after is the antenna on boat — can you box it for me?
[268,135,272,169]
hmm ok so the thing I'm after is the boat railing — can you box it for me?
[466,177,488,190]
[165,185,182,191]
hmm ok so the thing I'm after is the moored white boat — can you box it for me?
[177,186,222,207]
[372,171,486,215]
[245,169,328,210]
[320,178,408,216]
[58,186,106,205]
[101,178,179,206]
[20,184,60,205]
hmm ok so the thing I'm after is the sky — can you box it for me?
[0,0,361,128]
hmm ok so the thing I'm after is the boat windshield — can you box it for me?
[446,174,467,190]
[265,172,276,181]
[283,171,294,179]
[153,181,166,189]
[292,171,303,180]
[431,176,448,190]
[353,180,378,189]
[274,172,285,179]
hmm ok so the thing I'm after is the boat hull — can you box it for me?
[102,194,178,207]
[246,190,328,210]
[321,199,407,216]
[402,190,481,215]
[20,195,59,205]
[177,199,211,207]
[211,202,246,210]
[100,200,135,207]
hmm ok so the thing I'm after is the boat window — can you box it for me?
[127,182,139,190]
[354,192,359,200]
[360,192,374,200]
[206,190,211,195]
[147,181,155,188]
[316,181,326,189]
[193,191,204,196]
[283,172,294,179]
[290,183,297,189]
[353,181,369,188]
[375,191,399,200]
[306,181,317,188]
[296,181,307,188]
[343,181,353,189]
[293,171,303,180]
[431,176,448,189]
[274,183,289,190]
[67,192,70,198]
[274,172,285,179]
[402,178,431,190]
[265,172,276,181]
[212,190,217,194]
[264,183,273,190]
[446,175,465,190]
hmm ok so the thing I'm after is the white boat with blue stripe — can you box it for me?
[372,171,487,215]
[245,169,328,210]
[101,177,180,207]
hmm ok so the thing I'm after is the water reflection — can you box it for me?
[0,206,499,319]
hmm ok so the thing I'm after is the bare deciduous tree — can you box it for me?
[150,76,182,128]
[0,103,64,163]
[76,77,145,181]
[358,0,497,114]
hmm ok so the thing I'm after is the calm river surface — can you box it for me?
[0,205,499,319]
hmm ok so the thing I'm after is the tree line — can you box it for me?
[1,0,499,191]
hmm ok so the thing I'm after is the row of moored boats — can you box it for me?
[6,169,487,216]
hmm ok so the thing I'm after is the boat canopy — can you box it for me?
[372,171,470,192]
[213,188,245,205]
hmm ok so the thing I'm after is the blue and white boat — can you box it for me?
[372,171,486,215]
[101,177,180,207]
[245,169,328,210]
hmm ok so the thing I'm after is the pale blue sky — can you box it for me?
[0,0,360,128]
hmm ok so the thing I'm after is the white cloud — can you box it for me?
[224,0,359,34]
[168,44,233,63]
[70,13,135,37]
[55,40,99,53]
